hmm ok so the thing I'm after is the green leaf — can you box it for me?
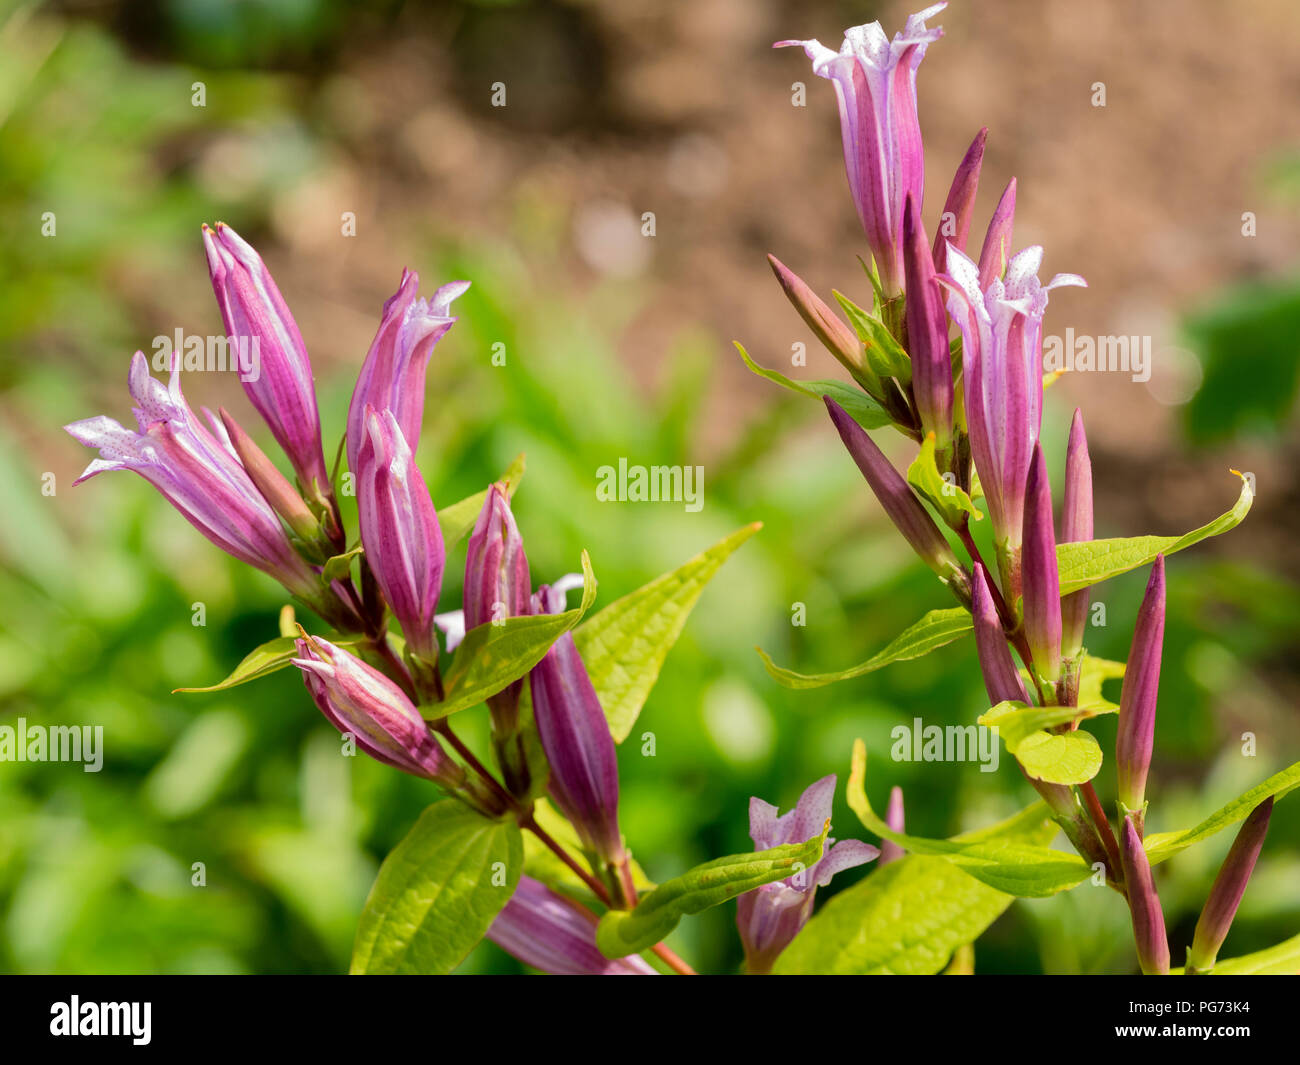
[174,632,366,693]
[832,289,912,384]
[350,801,522,974]
[846,739,1088,897]
[595,826,829,958]
[1145,760,1300,866]
[438,453,527,549]
[1077,655,1126,711]
[321,544,364,583]
[1057,472,1253,594]
[758,607,973,689]
[978,702,1103,785]
[1173,933,1300,976]
[771,855,1015,975]
[907,432,982,527]
[575,523,760,742]
[427,551,597,720]
[733,342,891,429]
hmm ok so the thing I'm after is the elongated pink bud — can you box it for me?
[1115,555,1166,821]
[356,407,445,663]
[1119,814,1170,975]
[824,397,968,600]
[880,786,906,865]
[1060,409,1093,659]
[903,195,953,450]
[932,128,987,274]
[971,564,1029,705]
[1187,797,1273,974]
[220,408,322,546]
[488,876,656,975]
[976,178,1016,289]
[529,584,625,867]
[202,223,331,500]
[1022,445,1062,683]
[767,254,867,386]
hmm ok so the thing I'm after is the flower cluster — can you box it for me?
[770,4,1273,974]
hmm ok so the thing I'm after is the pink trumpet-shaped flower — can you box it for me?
[293,635,463,788]
[1116,555,1166,823]
[488,876,656,975]
[940,243,1085,566]
[202,223,331,498]
[356,407,445,662]
[347,269,469,477]
[931,128,987,275]
[736,774,878,974]
[65,351,322,604]
[529,583,625,867]
[777,4,946,294]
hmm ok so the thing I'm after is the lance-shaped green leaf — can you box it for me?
[1171,932,1300,976]
[979,701,1104,785]
[574,523,759,742]
[438,453,527,549]
[907,432,982,527]
[758,607,973,690]
[426,552,597,720]
[1056,472,1253,595]
[832,290,912,385]
[1144,759,1300,866]
[175,632,366,693]
[733,342,891,429]
[351,801,522,975]
[771,856,1015,975]
[595,825,830,958]
[846,740,1088,897]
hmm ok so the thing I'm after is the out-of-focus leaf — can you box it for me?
[733,342,891,429]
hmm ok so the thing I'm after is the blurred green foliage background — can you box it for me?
[1,0,1297,974]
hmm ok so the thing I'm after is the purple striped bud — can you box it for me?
[1187,797,1273,974]
[65,352,323,606]
[931,128,987,275]
[488,876,656,975]
[977,179,1017,289]
[971,563,1029,706]
[940,243,1085,565]
[767,254,868,388]
[903,195,953,450]
[824,397,969,601]
[293,636,463,788]
[356,407,445,663]
[776,4,946,295]
[1115,555,1166,821]
[529,583,625,867]
[1119,813,1170,975]
[737,775,878,974]
[1022,445,1062,684]
[1060,409,1093,660]
[879,786,906,865]
[347,269,468,478]
[202,223,331,500]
